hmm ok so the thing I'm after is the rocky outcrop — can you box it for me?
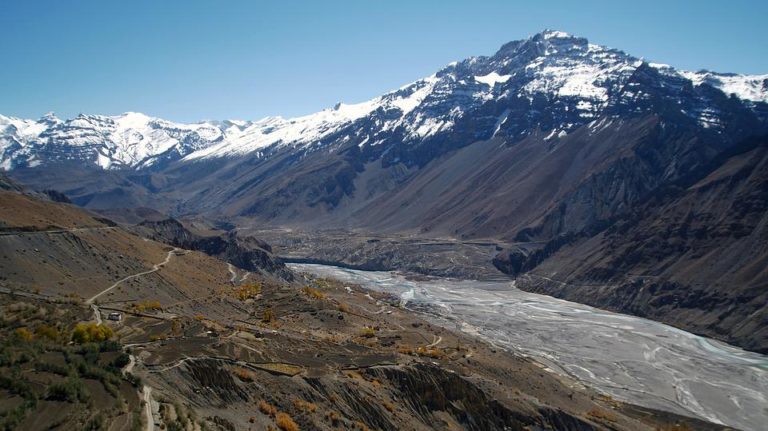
[137,218,293,280]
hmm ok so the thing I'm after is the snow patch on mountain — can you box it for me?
[475,72,512,87]
[651,64,768,103]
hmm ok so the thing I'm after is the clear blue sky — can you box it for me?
[1,0,766,122]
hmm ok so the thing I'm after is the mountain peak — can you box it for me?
[538,29,573,39]
[38,111,61,126]
[493,30,592,62]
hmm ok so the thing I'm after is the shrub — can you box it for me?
[35,324,60,341]
[13,327,34,342]
[0,375,35,398]
[275,412,299,431]
[655,424,693,431]
[258,400,277,417]
[415,346,444,359]
[325,410,341,426]
[397,345,414,355]
[314,279,331,289]
[382,401,395,413]
[586,407,617,422]
[132,301,162,313]
[171,319,182,336]
[237,283,262,301]
[125,372,142,388]
[234,367,253,382]
[112,353,131,369]
[0,399,37,431]
[35,361,70,376]
[301,286,325,300]
[47,377,90,403]
[292,398,317,413]
[83,413,105,431]
[99,340,122,352]
[337,303,351,313]
[71,323,113,344]
[262,308,275,323]
[360,327,376,338]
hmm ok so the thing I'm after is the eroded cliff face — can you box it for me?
[149,357,708,431]
[508,136,768,353]
[158,360,604,431]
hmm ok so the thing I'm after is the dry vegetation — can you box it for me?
[71,322,114,344]
[292,398,317,413]
[131,300,163,313]
[301,286,325,300]
[275,411,299,431]
[262,307,275,323]
[234,367,254,382]
[382,400,395,413]
[237,282,262,300]
[586,407,618,422]
[359,326,376,338]
[258,399,278,417]
[655,423,694,431]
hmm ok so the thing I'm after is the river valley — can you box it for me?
[289,264,768,431]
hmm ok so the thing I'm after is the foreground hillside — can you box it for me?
[0,188,722,430]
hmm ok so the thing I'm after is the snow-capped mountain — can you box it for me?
[2,30,766,171]
[0,111,230,170]
[187,29,766,162]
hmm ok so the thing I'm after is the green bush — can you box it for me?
[46,377,90,403]
[125,372,142,388]
[82,413,105,431]
[0,399,37,431]
[112,353,130,369]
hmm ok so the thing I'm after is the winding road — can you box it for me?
[143,385,154,431]
[84,247,181,431]
[0,226,117,237]
[90,304,102,324]
[86,247,179,305]
[227,263,237,284]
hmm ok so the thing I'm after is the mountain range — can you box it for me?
[3,30,768,353]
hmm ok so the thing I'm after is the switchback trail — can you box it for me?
[86,247,180,305]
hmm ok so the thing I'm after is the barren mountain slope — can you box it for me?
[510,135,768,353]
